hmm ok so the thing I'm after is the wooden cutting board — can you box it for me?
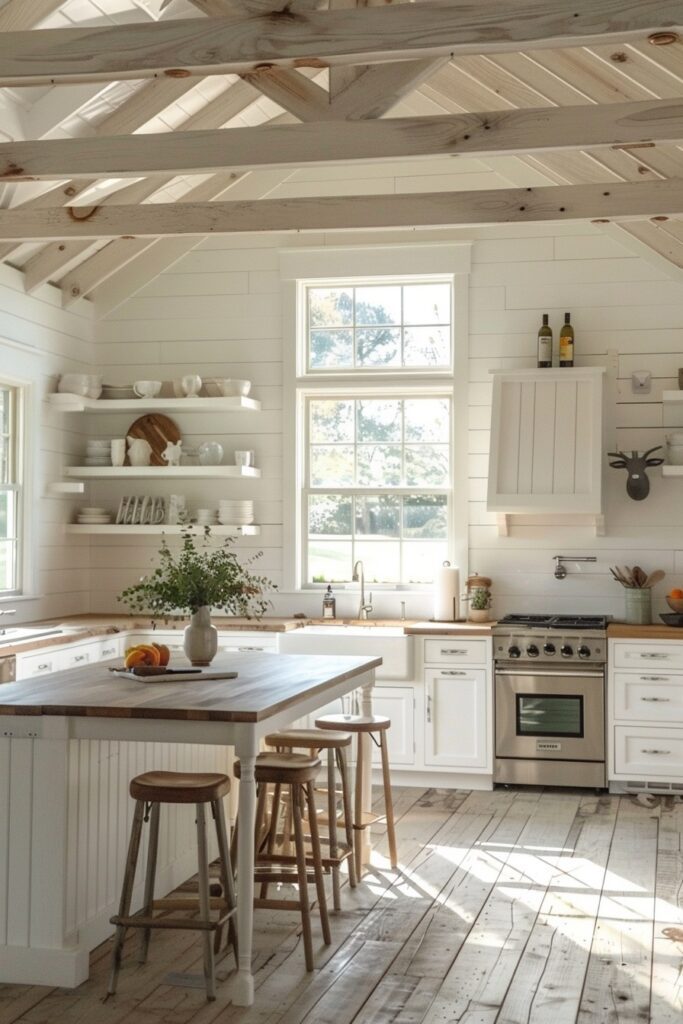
[127,413,181,467]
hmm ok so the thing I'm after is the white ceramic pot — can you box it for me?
[127,436,152,467]
[467,609,490,623]
[184,607,217,666]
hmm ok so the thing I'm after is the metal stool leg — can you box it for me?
[107,800,145,997]
[306,781,331,945]
[138,801,160,964]
[379,732,398,869]
[212,797,238,966]
[336,746,357,888]
[195,803,216,1001]
[291,783,314,971]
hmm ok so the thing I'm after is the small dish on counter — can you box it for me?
[659,612,683,627]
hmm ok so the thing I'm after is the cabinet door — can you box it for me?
[371,686,415,767]
[16,649,64,680]
[424,668,488,769]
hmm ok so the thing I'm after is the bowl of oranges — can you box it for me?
[666,588,683,614]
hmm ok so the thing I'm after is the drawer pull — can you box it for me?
[37,663,50,671]
[237,646,264,651]
[641,696,670,702]
[441,648,467,655]
[640,676,669,681]
[74,654,87,663]
[641,748,671,755]
[639,653,669,660]
[441,670,467,676]
[102,647,115,657]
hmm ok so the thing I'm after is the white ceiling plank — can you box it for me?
[0,1,680,86]
[0,0,64,31]
[5,99,683,180]
[600,219,683,279]
[4,178,683,240]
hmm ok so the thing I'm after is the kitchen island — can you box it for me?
[0,650,379,1005]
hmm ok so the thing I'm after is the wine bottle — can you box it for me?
[537,313,552,368]
[559,312,574,367]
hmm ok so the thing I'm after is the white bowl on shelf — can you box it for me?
[216,379,251,397]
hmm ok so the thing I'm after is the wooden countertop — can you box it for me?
[0,651,381,723]
[608,623,683,640]
[403,620,495,636]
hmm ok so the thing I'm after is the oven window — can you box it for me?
[515,693,584,738]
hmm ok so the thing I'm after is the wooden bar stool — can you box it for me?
[314,714,397,877]
[264,728,357,909]
[235,752,331,971]
[107,771,237,1003]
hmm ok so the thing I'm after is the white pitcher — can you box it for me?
[126,436,152,467]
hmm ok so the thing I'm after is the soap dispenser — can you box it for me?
[322,585,336,619]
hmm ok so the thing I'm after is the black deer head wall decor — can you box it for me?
[607,446,664,501]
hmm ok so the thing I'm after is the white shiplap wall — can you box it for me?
[0,264,95,624]
[93,221,683,621]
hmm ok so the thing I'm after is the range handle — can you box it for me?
[496,668,604,679]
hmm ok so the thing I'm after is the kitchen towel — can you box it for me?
[434,564,460,621]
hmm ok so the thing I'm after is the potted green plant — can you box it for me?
[118,527,274,665]
[468,586,492,623]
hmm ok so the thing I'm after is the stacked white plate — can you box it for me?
[85,439,112,466]
[76,506,111,524]
[195,507,219,526]
[219,499,254,525]
[101,383,136,400]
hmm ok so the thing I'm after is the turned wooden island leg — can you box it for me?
[233,732,258,1007]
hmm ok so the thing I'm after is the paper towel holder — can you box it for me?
[430,560,460,622]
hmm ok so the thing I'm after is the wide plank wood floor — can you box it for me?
[1,787,682,1024]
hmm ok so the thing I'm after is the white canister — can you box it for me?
[433,563,460,622]
[166,494,187,525]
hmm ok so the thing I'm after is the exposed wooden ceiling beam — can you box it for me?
[0,1,679,87]
[5,99,683,180]
[3,179,683,240]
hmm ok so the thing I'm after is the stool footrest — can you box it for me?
[254,898,302,912]
[152,897,233,914]
[111,914,218,932]
[258,851,353,870]
[254,869,320,885]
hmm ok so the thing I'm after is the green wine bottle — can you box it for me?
[559,312,574,367]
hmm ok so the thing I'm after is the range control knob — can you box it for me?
[561,643,574,658]
[578,644,591,659]
[526,644,539,658]
[508,645,521,659]
[543,642,556,656]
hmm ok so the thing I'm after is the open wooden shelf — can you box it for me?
[66,524,260,536]
[65,465,260,479]
[47,394,260,413]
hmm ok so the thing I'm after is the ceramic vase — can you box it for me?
[184,606,217,666]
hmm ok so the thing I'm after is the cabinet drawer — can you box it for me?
[17,650,62,679]
[219,635,277,652]
[613,672,683,724]
[424,638,488,666]
[614,726,683,778]
[63,645,93,669]
[97,637,121,661]
[612,642,683,670]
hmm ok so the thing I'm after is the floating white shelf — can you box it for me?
[66,524,260,536]
[662,392,683,403]
[661,465,683,476]
[65,465,260,479]
[47,481,85,495]
[48,394,260,413]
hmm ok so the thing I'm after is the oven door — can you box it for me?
[495,667,604,762]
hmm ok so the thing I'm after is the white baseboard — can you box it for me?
[372,769,493,790]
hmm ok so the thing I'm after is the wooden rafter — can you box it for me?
[0,1,680,87]
[4,99,683,181]
[3,179,683,241]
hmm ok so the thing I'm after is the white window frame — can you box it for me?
[0,378,26,597]
[280,243,470,593]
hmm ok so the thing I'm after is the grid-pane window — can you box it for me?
[0,385,21,594]
[304,396,450,585]
[307,281,452,372]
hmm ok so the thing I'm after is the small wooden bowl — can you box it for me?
[666,596,683,613]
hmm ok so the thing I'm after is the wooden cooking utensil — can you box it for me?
[644,569,665,589]
[127,413,181,467]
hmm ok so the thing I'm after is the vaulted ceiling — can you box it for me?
[1,0,683,317]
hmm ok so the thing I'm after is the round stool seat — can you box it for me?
[235,752,321,784]
[130,771,230,804]
[315,713,391,733]
[265,728,352,750]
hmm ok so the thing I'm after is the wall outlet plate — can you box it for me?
[632,371,651,394]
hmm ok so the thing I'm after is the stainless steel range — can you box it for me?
[493,614,607,789]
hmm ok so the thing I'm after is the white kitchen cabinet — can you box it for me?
[424,668,488,769]
[487,367,605,534]
[16,648,64,679]
[371,686,415,767]
[609,638,683,790]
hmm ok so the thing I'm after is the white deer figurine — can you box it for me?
[162,439,183,467]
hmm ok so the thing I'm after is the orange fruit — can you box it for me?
[670,588,683,600]
[124,643,161,668]
[124,648,148,668]
[153,643,170,667]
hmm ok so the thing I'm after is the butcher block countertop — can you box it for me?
[403,621,495,636]
[608,622,683,641]
[0,651,381,723]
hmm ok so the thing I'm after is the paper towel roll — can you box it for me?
[434,564,459,622]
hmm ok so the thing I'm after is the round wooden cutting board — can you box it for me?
[127,413,181,467]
